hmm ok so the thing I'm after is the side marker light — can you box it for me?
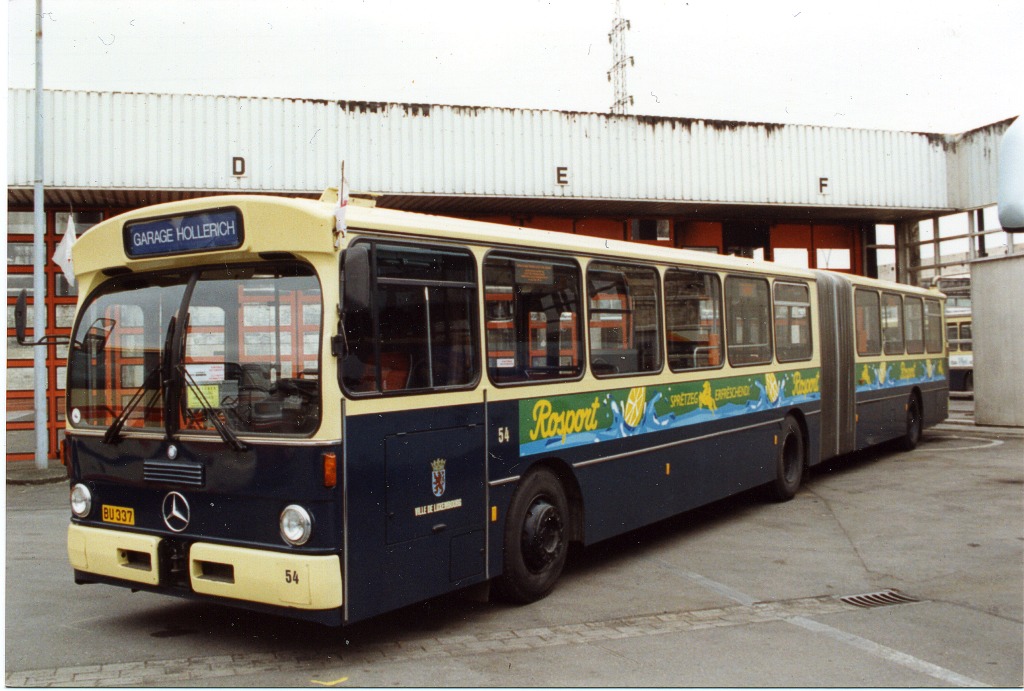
[323,453,337,488]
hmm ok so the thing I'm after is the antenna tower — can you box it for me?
[607,0,634,114]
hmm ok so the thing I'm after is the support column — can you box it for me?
[32,0,48,469]
[895,221,921,287]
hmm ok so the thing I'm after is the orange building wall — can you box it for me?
[574,218,625,240]
[521,216,575,234]
[675,221,723,252]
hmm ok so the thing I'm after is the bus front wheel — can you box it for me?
[768,416,805,502]
[496,469,569,604]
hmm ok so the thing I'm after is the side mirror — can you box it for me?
[342,244,371,313]
[14,289,29,345]
[13,288,72,348]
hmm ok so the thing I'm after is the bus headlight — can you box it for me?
[279,505,313,546]
[70,484,93,518]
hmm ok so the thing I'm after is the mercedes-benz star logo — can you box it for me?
[161,492,191,533]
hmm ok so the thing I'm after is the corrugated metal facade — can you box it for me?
[7,88,1009,216]
[946,122,1008,211]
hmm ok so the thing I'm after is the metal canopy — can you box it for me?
[7,187,948,225]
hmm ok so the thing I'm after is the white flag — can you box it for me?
[334,168,350,233]
[52,214,77,287]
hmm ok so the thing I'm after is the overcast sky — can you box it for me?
[6,0,1023,133]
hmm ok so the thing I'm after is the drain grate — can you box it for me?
[839,589,920,609]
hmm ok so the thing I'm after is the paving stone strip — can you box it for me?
[5,595,862,687]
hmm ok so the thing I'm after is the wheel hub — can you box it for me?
[521,498,564,573]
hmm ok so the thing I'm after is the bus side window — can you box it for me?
[342,243,479,395]
[904,296,924,355]
[925,299,944,353]
[484,254,583,384]
[960,322,972,351]
[665,269,723,371]
[946,323,959,352]
[854,289,881,356]
[725,275,772,366]
[587,262,662,376]
[773,281,812,362]
[881,292,904,355]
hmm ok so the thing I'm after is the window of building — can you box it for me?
[816,248,851,270]
[773,248,810,269]
[665,269,723,371]
[7,211,33,235]
[725,276,773,366]
[587,262,661,376]
[631,219,671,242]
[773,281,812,362]
[855,289,881,356]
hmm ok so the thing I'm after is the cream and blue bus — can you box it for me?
[21,190,948,625]
[945,307,973,393]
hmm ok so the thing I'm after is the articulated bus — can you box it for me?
[27,191,948,625]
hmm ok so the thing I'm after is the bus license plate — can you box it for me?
[101,504,135,526]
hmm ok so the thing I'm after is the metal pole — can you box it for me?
[967,211,977,262]
[32,0,48,469]
[977,209,987,258]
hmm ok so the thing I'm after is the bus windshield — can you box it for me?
[67,262,323,438]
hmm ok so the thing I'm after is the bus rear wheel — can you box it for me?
[768,416,804,502]
[898,396,923,451]
[496,468,569,604]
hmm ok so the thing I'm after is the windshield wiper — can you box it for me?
[179,365,248,452]
[102,367,163,444]
[104,314,175,444]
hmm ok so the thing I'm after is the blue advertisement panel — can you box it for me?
[518,367,822,457]
[124,208,243,258]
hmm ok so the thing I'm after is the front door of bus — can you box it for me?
[340,240,486,621]
[384,420,486,599]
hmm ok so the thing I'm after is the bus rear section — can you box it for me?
[814,271,948,460]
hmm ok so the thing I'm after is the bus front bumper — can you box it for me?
[67,523,342,611]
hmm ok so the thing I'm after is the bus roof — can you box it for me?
[71,190,939,299]
[840,272,943,298]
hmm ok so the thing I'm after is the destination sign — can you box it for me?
[124,208,243,258]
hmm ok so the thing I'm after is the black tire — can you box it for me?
[898,396,923,451]
[767,416,804,502]
[495,468,569,604]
